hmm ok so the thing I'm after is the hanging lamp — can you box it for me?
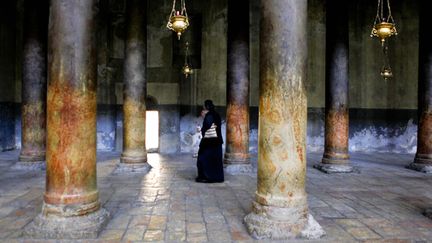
[370,0,397,80]
[166,0,189,40]
[182,42,193,78]
[370,0,397,45]
[380,43,393,80]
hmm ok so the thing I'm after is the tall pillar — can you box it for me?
[18,0,48,168]
[244,0,324,240]
[118,0,150,173]
[224,0,253,174]
[408,2,432,174]
[314,0,353,173]
[25,0,109,238]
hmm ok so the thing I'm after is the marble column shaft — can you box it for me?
[19,0,48,162]
[315,0,352,173]
[244,0,323,240]
[121,0,148,164]
[44,0,100,209]
[224,0,251,167]
[409,1,432,173]
[25,0,109,238]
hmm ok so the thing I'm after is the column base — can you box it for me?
[12,161,46,170]
[24,206,110,239]
[406,162,432,173]
[224,152,250,163]
[19,153,45,162]
[120,154,147,164]
[224,163,255,175]
[114,162,151,174]
[313,163,354,174]
[244,203,325,240]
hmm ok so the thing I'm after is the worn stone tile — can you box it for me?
[1,151,432,242]
[208,232,232,242]
[0,230,12,239]
[105,215,131,229]
[147,215,167,230]
[187,222,206,234]
[186,233,208,242]
[346,227,382,240]
[129,215,151,229]
[5,229,22,239]
[167,219,186,232]
[143,229,164,241]
[373,227,417,238]
[360,218,394,228]
[165,230,186,242]
[322,225,357,242]
[335,218,366,228]
[231,230,252,241]
[122,228,144,241]
[0,206,16,217]
[128,206,153,215]
[99,229,125,240]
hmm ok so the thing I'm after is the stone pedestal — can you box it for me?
[244,0,324,240]
[12,161,45,171]
[409,1,432,174]
[120,0,150,172]
[24,0,109,238]
[18,0,48,167]
[224,0,252,174]
[25,203,110,239]
[114,163,151,174]
[314,0,353,174]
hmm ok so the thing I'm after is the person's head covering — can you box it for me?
[204,100,215,111]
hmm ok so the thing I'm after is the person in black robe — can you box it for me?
[196,100,224,183]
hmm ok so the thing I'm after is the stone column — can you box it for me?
[118,0,150,173]
[25,0,109,238]
[224,0,253,174]
[17,0,48,169]
[244,0,324,240]
[314,0,353,173]
[408,2,432,174]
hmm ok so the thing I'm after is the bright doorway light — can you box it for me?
[146,111,159,151]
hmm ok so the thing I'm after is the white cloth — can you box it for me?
[204,123,217,138]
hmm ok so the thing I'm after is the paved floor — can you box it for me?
[1,150,432,242]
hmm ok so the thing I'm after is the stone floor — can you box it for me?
[1,150,432,242]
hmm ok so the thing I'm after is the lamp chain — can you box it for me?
[374,0,381,24]
[171,0,176,14]
[387,0,394,23]
[184,42,189,65]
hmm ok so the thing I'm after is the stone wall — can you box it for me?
[1,0,421,154]
[0,0,18,151]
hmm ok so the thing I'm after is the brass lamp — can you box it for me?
[182,64,193,78]
[167,0,189,40]
[380,43,393,80]
[182,42,193,78]
[371,0,397,80]
[380,67,393,80]
[370,0,397,45]
[371,22,397,44]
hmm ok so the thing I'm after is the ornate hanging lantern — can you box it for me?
[371,0,397,80]
[182,42,193,78]
[380,43,393,80]
[370,0,397,45]
[166,0,189,40]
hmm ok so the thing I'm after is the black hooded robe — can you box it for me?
[196,110,224,182]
